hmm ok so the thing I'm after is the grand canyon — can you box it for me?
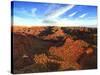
[12,26,97,74]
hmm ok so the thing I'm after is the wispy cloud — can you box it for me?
[43,4,75,24]
[46,4,75,19]
[69,11,78,17]
[79,13,88,18]
[44,4,60,15]
[15,7,37,18]
[31,8,37,17]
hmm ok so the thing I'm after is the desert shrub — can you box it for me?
[33,53,48,64]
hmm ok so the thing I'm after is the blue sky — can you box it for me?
[11,1,97,27]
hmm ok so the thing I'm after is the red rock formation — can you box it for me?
[12,26,46,36]
[49,37,89,70]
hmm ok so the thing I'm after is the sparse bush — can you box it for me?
[33,53,48,64]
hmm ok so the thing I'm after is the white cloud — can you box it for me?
[15,7,37,18]
[69,11,78,17]
[79,13,88,18]
[46,4,75,19]
[42,4,75,24]
[31,8,37,17]
[44,4,59,15]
